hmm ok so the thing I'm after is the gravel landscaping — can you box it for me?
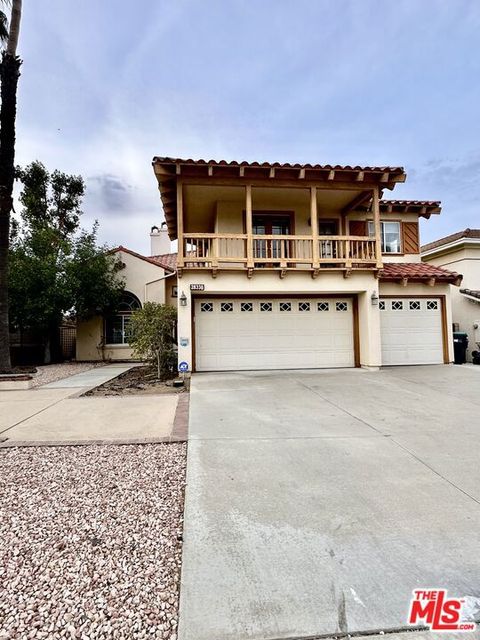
[32,363,106,388]
[0,444,187,639]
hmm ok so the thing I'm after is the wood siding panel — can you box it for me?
[402,222,420,254]
[349,220,368,236]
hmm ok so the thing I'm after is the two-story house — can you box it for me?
[153,157,461,372]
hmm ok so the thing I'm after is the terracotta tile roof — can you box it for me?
[111,246,177,272]
[153,156,405,173]
[357,199,441,218]
[379,262,462,284]
[421,229,480,252]
[150,253,177,271]
[460,288,480,300]
[153,156,407,240]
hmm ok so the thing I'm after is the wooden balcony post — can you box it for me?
[177,181,184,270]
[310,186,319,269]
[246,185,254,269]
[372,186,382,268]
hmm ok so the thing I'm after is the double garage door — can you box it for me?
[194,296,445,372]
[195,297,355,371]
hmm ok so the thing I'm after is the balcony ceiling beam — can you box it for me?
[341,190,372,217]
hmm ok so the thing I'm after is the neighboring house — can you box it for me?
[422,229,480,361]
[76,224,178,361]
[152,157,462,372]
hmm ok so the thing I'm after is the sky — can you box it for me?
[14,0,480,254]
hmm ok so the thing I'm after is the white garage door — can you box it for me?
[380,297,444,365]
[194,298,355,371]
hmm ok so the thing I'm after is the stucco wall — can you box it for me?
[423,247,480,360]
[175,271,455,371]
[76,250,173,362]
[176,270,383,371]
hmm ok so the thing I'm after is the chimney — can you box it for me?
[150,222,171,256]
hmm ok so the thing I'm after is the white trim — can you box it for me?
[460,292,480,304]
[421,237,480,258]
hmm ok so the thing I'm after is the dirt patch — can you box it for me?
[83,365,188,396]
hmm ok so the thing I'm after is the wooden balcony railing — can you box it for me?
[181,234,377,272]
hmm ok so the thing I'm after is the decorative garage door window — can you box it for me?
[427,300,438,310]
[379,301,385,310]
[200,302,214,312]
[260,302,273,312]
[221,302,234,312]
[409,300,421,310]
[392,300,403,310]
[241,302,253,312]
[298,302,310,312]
[336,302,348,312]
[279,302,291,312]
[317,302,329,312]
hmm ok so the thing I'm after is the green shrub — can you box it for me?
[128,302,177,379]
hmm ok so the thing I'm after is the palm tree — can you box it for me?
[0,0,22,371]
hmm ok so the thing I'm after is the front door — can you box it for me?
[319,220,339,259]
[253,213,291,263]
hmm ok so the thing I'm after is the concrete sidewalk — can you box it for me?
[0,364,180,445]
[41,363,134,389]
[179,366,480,640]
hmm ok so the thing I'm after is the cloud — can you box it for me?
[13,0,480,252]
[88,174,133,214]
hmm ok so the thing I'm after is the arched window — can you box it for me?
[105,291,141,345]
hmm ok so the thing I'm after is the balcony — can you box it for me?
[180,233,378,277]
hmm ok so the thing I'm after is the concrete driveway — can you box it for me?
[180,366,480,640]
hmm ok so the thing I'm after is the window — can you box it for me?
[336,302,348,312]
[409,300,421,310]
[241,302,253,312]
[368,221,401,253]
[427,300,438,310]
[200,302,213,312]
[317,302,329,312]
[392,300,403,311]
[105,292,141,345]
[221,302,234,312]
[171,285,178,298]
[253,212,291,261]
[279,302,291,312]
[379,301,385,310]
[260,302,272,312]
[298,302,310,312]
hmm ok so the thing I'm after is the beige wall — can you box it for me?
[423,245,480,360]
[175,271,455,371]
[76,250,176,361]
[177,270,383,371]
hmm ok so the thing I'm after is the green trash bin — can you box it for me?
[453,332,468,365]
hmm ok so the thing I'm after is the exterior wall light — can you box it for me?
[180,291,188,307]
[371,292,379,306]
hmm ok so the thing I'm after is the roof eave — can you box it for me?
[153,157,407,240]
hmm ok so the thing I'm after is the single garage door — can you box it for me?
[194,297,355,371]
[380,297,444,365]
